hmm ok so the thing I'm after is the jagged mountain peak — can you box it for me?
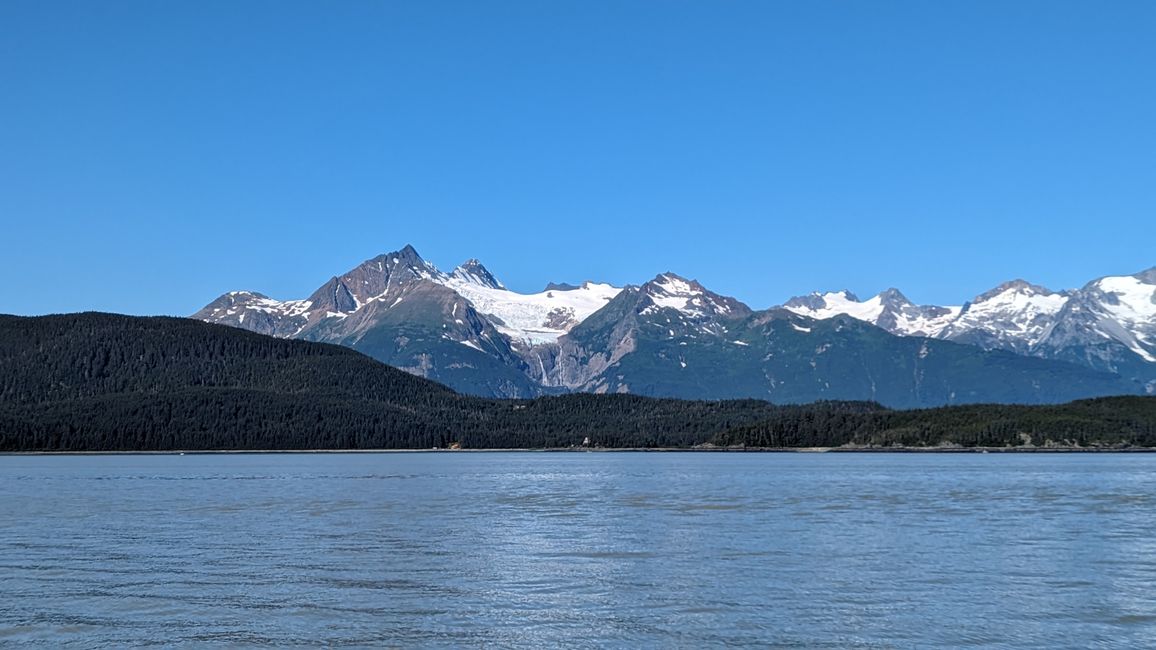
[781,287,961,338]
[937,279,1070,353]
[1035,267,1156,369]
[360,245,441,277]
[640,273,751,321]
[394,243,424,264]
[974,279,1057,302]
[304,246,447,316]
[1133,267,1156,284]
[784,290,861,310]
[451,259,505,290]
[1082,269,1156,330]
[776,267,1152,380]
[1085,268,1156,293]
[877,287,912,305]
[646,272,703,294]
[200,290,273,312]
[192,249,1156,401]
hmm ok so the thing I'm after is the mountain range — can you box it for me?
[782,269,1156,389]
[194,245,1155,406]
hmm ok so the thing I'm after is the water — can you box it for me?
[2,452,1156,648]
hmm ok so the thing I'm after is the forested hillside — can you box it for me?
[712,396,1156,448]
[1,313,1152,452]
[0,313,786,450]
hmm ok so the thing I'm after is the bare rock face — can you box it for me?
[936,281,1070,355]
[782,288,961,338]
[452,259,505,290]
[779,268,1155,385]
[193,245,541,398]
[193,247,1153,403]
[1033,269,1156,383]
[191,291,311,338]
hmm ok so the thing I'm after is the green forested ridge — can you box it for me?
[1,313,1152,451]
[711,396,1156,448]
[0,313,787,450]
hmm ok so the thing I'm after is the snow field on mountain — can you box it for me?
[445,279,621,346]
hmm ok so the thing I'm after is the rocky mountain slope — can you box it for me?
[194,247,1152,405]
[194,245,620,397]
[527,277,1138,407]
[781,267,1156,389]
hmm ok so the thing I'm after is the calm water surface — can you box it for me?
[2,452,1156,648]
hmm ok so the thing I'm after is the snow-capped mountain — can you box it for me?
[515,272,1136,405]
[780,268,1156,386]
[937,280,1070,354]
[783,289,961,337]
[195,246,530,396]
[195,246,622,347]
[450,259,505,290]
[1035,270,1156,385]
[193,291,312,338]
[1078,270,1156,362]
[525,281,1136,405]
[194,245,622,397]
[193,247,1152,404]
[524,273,754,391]
[195,245,447,337]
[638,273,753,337]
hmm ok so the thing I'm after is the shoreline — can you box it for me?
[4,446,1156,456]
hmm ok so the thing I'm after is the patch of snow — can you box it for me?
[451,264,506,290]
[644,274,730,319]
[783,290,961,337]
[946,284,1068,347]
[786,291,886,323]
[1096,275,1156,322]
[225,296,313,318]
[894,306,963,337]
[443,278,622,346]
[1093,275,1156,361]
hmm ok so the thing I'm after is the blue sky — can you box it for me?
[2,1,1153,315]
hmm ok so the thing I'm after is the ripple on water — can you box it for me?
[3,452,1156,647]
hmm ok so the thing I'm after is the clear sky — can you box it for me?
[2,1,1154,316]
